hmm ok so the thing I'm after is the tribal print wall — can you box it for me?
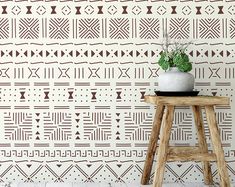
[0,0,235,184]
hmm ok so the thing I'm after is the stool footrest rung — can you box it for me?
[157,146,205,155]
[156,146,201,155]
[167,153,217,162]
[168,146,200,154]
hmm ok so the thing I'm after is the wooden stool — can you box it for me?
[141,96,231,187]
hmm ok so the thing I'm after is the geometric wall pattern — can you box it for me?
[0,1,235,184]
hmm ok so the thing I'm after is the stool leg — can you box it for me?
[141,105,165,185]
[153,105,174,187]
[192,106,213,185]
[205,105,230,187]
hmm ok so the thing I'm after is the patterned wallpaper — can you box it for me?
[0,0,235,184]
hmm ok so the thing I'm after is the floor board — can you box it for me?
[3,182,233,187]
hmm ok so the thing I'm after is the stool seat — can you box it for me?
[145,95,229,106]
[141,95,231,187]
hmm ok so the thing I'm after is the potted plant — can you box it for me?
[157,34,194,92]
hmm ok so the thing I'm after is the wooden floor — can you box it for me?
[3,182,232,187]
[104,183,221,187]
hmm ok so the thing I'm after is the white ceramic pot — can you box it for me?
[158,67,195,92]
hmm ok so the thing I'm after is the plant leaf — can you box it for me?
[177,62,192,72]
[161,61,169,70]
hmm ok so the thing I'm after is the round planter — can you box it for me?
[158,67,195,92]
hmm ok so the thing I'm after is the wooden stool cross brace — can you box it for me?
[141,96,231,187]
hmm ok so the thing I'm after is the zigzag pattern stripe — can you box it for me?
[49,18,70,39]
[139,18,159,39]
[0,18,9,39]
[79,18,100,39]
[109,18,129,39]
[199,18,220,39]
[170,18,190,39]
[230,19,235,39]
[19,18,39,39]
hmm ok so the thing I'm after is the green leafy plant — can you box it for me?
[158,33,193,72]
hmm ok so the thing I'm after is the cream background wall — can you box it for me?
[0,0,234,184]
